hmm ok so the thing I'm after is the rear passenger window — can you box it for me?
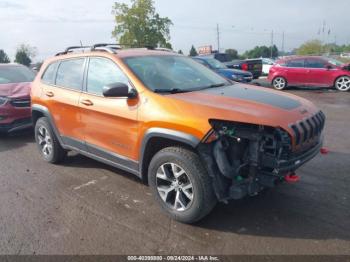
[42,62,59,85]
[305,59,326,68]
[87,57,129,95]
[56,58,85,90]
[287,59,305,68]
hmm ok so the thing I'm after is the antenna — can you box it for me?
[80,40,84,53]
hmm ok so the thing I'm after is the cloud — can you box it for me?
[0,0,25,9]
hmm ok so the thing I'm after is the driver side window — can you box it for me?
[87,57,129,95]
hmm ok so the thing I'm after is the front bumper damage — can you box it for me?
[198,118,324,202]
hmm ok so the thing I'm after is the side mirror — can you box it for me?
[102,82,137,98]
[325,65,333,70]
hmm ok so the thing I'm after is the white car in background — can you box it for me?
[261,58,275,75]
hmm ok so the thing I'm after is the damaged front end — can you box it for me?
[198,119,323,202]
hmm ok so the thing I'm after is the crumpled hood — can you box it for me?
[0,82,31,98]
[167,84,319,132]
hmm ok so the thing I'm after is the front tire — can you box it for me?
[272,76,287,90]
[335,76,350,91]
[34,117,67,163]
[148,147,217,223]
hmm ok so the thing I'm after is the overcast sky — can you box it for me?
[0,0,349,62]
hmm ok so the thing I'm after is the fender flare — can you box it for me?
[139,127,201,174]
[31,104,65,146]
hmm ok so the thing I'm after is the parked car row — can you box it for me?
[194,51,350,92]
[198,52,263,79]
[193,57,253,83]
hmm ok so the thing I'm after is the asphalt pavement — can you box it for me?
[0,82,349,255]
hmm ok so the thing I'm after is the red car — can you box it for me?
[0,64,35,133]
[268,56,350,91]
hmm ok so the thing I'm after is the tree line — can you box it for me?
[0,44,37,66]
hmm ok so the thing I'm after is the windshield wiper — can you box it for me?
[153,88,190,94]
[198,82,227,90]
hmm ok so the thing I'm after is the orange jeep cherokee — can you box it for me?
[31,44,325,223]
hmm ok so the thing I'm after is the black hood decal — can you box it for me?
[202,85,301,110]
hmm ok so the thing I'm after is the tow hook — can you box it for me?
[285,172,300,183]
[320,147,329,155]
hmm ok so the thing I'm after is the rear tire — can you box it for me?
[34,117,67,164]
[334,76,350,92]
[148,147,217,224]
[272,76,287,90]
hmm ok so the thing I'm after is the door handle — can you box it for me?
[45,91,54,97]
[80,99,94,106]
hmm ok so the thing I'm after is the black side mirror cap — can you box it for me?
[102,82,137,98]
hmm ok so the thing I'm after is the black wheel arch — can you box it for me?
[31,104,65,146]
[139,128,201,183]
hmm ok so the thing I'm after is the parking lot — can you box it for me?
[0,85,349,255]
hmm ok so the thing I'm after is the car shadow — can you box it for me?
[0,129,35,153]
[61,153,142,184]
[61,149,350,241]
[253,79,341,93]
[195,151,350,241]
[3,128,348,242]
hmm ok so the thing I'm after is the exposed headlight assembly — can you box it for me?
[0,97,8,106]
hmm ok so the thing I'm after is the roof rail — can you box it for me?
[154,47,176,53]
[92,43,123,49]
[91,43,123,54]
[55,46,91,56]
[55,43,175,57]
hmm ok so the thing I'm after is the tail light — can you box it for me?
[241,63,248,71]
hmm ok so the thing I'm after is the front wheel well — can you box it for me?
[32,110,45,126]
[334,75,350,84]
[141,137,196,184]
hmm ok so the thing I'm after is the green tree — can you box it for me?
[112,0,173,48]
[14,44,37,66]
[178,50,183,55]
[296,40,323,55]
[225,49,238,60]
[243,45,278,59]
[189,45,198,57]
[15,51,31,66]
[0,49,10,63]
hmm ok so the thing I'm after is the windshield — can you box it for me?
[327,58,345,67]
[123,55,230,93]
[0,65,35,84]
[205,58,227,69]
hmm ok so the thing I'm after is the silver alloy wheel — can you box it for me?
[335,76,350,91]
[156,163,194,212]
[37,126,53,157]
[273,77,286,90]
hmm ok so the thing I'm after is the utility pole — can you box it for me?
[217,24,220,52]
[281,31,285,55]
[270,30,274,58]
[322,20,326,45]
